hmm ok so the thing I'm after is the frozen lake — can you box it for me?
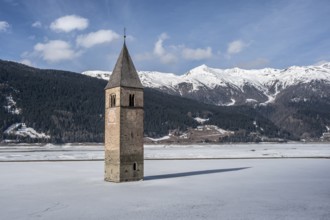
[0,143,329,161]
[1,159,329,219]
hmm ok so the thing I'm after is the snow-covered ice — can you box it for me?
[0,143,329,161]
[0,159,329,219]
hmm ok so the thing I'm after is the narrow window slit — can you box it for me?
[110,94,116,107]
[129,94,135,107]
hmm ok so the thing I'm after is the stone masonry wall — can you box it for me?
[105,87,144,182]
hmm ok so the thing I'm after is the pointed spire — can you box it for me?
[124,27,126,42]
[105,42,143,89]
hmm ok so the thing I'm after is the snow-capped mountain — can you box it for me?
[83,63,330,106]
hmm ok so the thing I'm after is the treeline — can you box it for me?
[144,88,291,139]
[287,96,330,138]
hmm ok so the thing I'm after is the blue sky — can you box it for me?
[0,0,329,74]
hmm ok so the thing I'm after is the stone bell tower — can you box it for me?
[104,39,144,182]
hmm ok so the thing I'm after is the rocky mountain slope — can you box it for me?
[83,63,330,106]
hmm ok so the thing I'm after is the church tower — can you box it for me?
[104,40,144,182]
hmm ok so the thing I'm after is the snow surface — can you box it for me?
[146,136,170,142]
[0,143,329,161]
[0,159,329,220]
[82,62,330,105]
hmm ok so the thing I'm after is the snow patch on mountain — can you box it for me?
[194,117,209,124]
[3,95,21,115]
[195,125,234,135]
[4,123,50,139]
[291,97,309,103]
[226,99,236,106]
[253,120,264,131]
[146,135,170,142]
[246,99,258,103]
[139,71,182,91]
[83,70,111,80]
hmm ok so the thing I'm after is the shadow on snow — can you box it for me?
[144,167,250,181]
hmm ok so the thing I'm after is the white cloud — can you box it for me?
[238,58,270,69]
[154,33,168,56]
[159,53,177,64]
[32,21,42,28]
[227,40,247,55]
[0,21,10,32]
[76,29,119,48]
[135,52,152,61]
[314,60,329,66]
[20,59,33,66]
[34,40,80,62]
[50,15,88,33]
[21,51,29,58]
[182,47,212,60]
[138,33,213,63]
[125,35,135,42]
[153,33,177,64]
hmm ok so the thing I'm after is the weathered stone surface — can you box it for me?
[105,43,143,90]
[104,43,144,182]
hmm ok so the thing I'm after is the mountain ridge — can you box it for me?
[83,62,330,106]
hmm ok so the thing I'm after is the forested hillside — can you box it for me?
[144,88,292,141]
[0,60,104,143]
[0,60,294,143]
